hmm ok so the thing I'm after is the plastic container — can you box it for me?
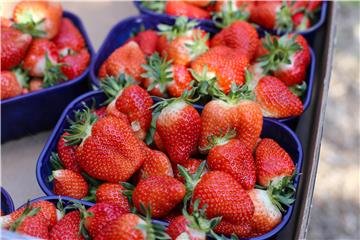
[36,89,302,239]
[19,195,94,210]
[90,15,315,128]
[1,11,95,143]
[1,187,15,215]
[134,0,327,41]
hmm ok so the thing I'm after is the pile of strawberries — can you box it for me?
[97,16,310,119]
[1,1,90,100]
[141,0,323,32]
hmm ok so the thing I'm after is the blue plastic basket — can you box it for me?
[1,187,15,215]
[134,0,327,42]
[36,89,303,240]
[1,11,95,143]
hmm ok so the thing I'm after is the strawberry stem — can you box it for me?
[12,17,46,37]
[43,53,67,88]
[9,201,40,231]
[288,81,307,96]
[157,17,199,42]
[141,0,166,13]
[185,32,209,60]
[100,73,136,105]
[212,1,250,28]
[201,128,237,151]
[49,152,64,170]
[275,1,294,34]
[12,64,30,89]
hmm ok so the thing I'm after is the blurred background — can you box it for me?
[1,1,359,239]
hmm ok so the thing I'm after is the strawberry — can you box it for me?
[190,46,249,94]
[84,203,129,238]
[174,158,205,183]
[93,106,107,118]
[179,165,254,226]
[29,78,43,92]
[198,84,263,153]
[213,220,252,238]
[65,108,145,183]
[98,41,145,82]
[212,0,254,28]
[165,1,211,19]
[0,68,29,100]
[12,0,63,39]
[95,183,131,211]
[292,12,311,31]
[307,0,322,12]
[155,94,202,165]
[53,18,85,55]
[141,52,193,97]
[49,210,84,240]
[210,20,259,60]
[1,17,13,28]
[100,74,153,140]
[51,169,89,199]
[154,130,166,151]
[125,175,186,218]
[137,148,174,180]
[254,76,304,118]
[256,34,311,86]
[0,200,58,229]
[185,0,212,7]
[255,138,295,187]
[132,30,159,56]
[60,48,90,80]
[57,132,81,173]
[205,132,256,190]
[1,27,32,70]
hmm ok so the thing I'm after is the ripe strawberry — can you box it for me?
[137,148,174,180]
[29,78,43,92]
[132,30,159,56]
[85,203,129,238]
[255,76,304,118]
[185,0,212,7]
[100,74,153,140]
[49,210,83,240]
[53,18,85,55]
[1,27,32,71]
[1,17,13,28]
[156,96,202,165]
[198,85,263,153]
[292,12,311,31]
[255,138,295,187]
[98,41,146,82]
[154,130,166,151]
[205,133,256,190]
[13,0,62,39]
[95,183,131,211]
[256,34,311,86]
[213,220,252,238]
[93,106,107,118]
[0,200,58,229]
[212,0,254,28]
[60,48,90,80]
[128,175,186,218]
[165,1,211,19]
[57,132,81,173]
[65,109,145,183]
[51,169,89,199]
[141,52,193,97]
[307,0,322,12]
[210,20,259,60]
[190,46,249,94]
[174,158,205,183]
[0,68,29,100]
[179,166,254,226]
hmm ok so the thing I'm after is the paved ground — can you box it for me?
[1,1,359,239]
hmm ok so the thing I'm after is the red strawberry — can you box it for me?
[156,97,202,165]
[51,169,89,199]
[96,183,131,211]
[156,35,169,56]
[60,48,90,80]
[210,20,259,60]
[85,203,129,238]
[256,34,311,86]
[100,74,153,140]
[292,12,311,31]
[129,175,186,218]
[213,220,253,238]
[165,1,211,19]
[206,133,256,190]
[29,78,43,92]
[174,158,205,183]
[93,106,107,118]
[1,17,13,28]
[212,1,254,28]
[57,132,81,173]
[1,27,32,70]
[53,18,85,55]
[184,0,212,7]
[190,46,249,94]
[137,148,174,180]
[65,110,145,183]
[254,76,304,118]
[255,138,295,187]
[307,0,322,12]
[133,30,159,56]
[141,53,193,97]
[49,210,83,240]
[13,0,63,39]
[154,130,166,151]
[0,68,29,100]
[98,41,145,82]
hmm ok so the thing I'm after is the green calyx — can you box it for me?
[157,17,199,42]
[141,0,166,13]
[9,202,41,231]
[212,1,250,28]
[63,201,93,240]
[13,17,46,37]
[185,32,209,60]
[136,203,171,240]
[211,81,255,105]
[189,65,216,96]
[257,33,303,75]
[64,104,98,146]
[275,1,294,34]
[12,65,30,89]
[289,81,307,97]
[100,73,136,105]
[201,129,237,151]
[42,53,68,88]
[121,182,138,213]
[141,52,173,95]
[49,152,64,171]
